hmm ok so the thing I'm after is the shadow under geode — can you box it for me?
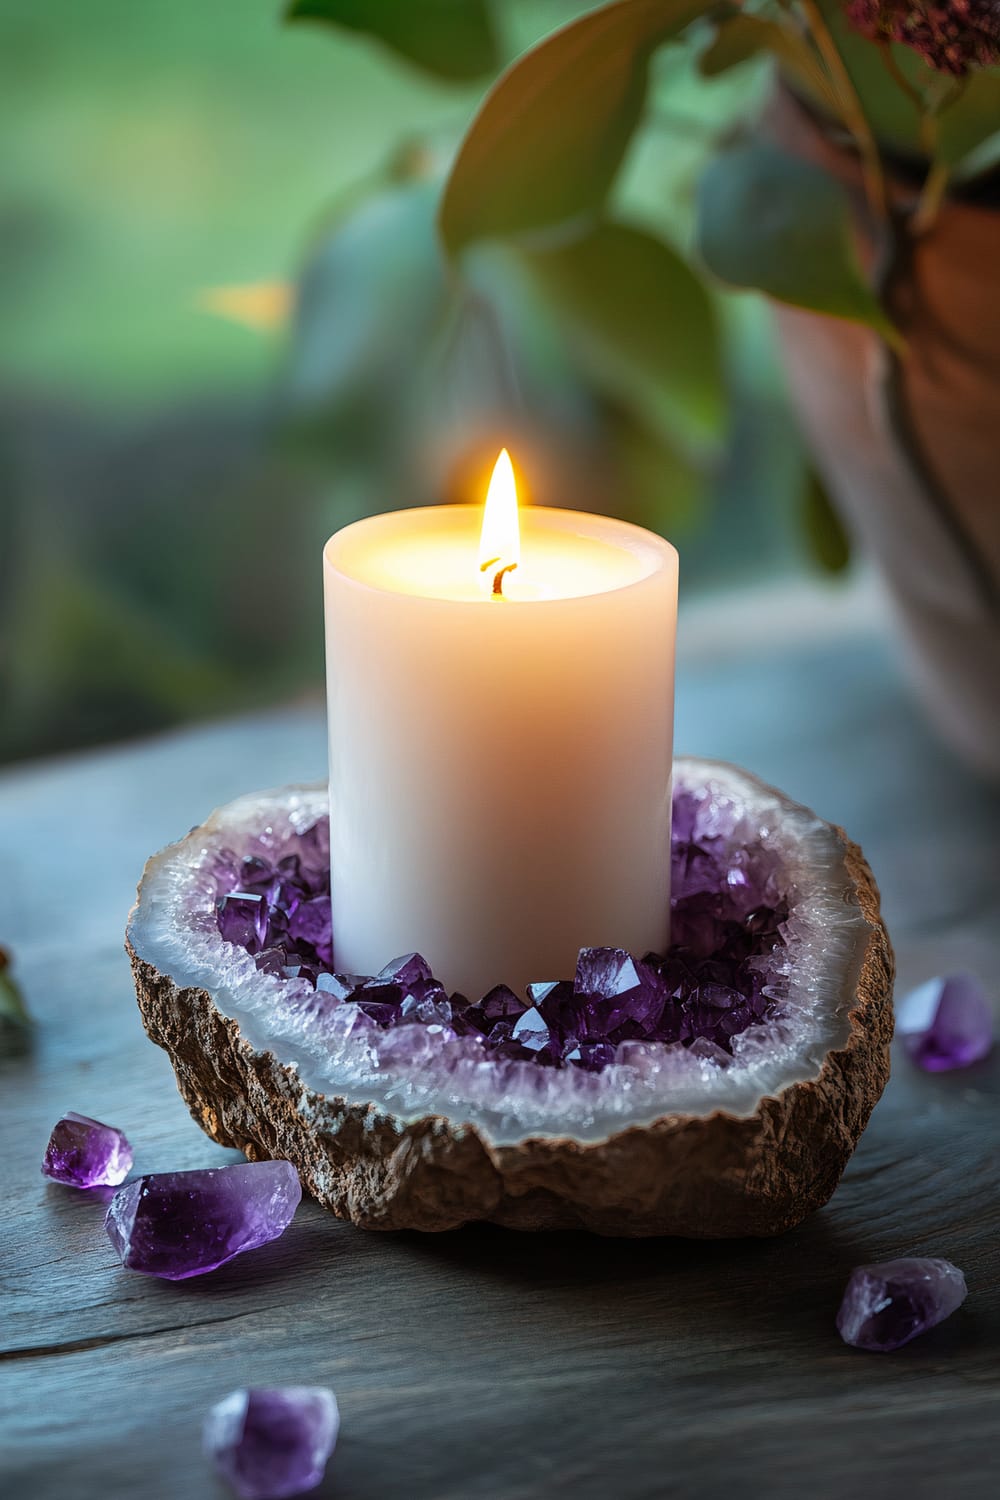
[392,1208,848,1341]
[395,1205,992,1368]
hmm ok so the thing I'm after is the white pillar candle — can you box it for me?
[323,453,677,1002]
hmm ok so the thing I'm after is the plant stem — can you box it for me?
[798,0,889,224]
[910,81,963,235]
[877,40,925,116]
[794,12,996,611]
[912,159,950,235]
[932,76,965,118]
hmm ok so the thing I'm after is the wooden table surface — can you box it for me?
[2,616,999,1500]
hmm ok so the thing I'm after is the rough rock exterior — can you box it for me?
[127,774,893,1237]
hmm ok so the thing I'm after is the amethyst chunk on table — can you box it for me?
[105,1161,301,1279]
[204,1387,339,1500]
[41,1111,133,1189]
[897,974,993,1072]
[836,1257,968,1351]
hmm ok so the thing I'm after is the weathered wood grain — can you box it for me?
[1,634,998,1500]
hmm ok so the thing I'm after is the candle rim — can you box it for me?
[323,503,678,607]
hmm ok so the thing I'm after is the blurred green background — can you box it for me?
[0,0,830,765]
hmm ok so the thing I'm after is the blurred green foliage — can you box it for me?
[0,0,837,765]
[810,0,1000,172]
[0,0,479,400]
[695,141,897,340]
[279,1,820,568]
[0,945,32,1055]
[287,0,502,81]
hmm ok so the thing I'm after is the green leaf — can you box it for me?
[606,399,706,535]
[439,0,713,253]
[287,178,449,421]
[698,14,771,75]
[699,13,840,116]
[695,142,899,341]
[521,219,725,450]
[801,467,850,573]
[935,72,1000,168]
[285,0,500,82]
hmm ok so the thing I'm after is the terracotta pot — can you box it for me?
[765,90,1000,777]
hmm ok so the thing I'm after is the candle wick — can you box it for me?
[480,557,518,598]
[492,563,517,597]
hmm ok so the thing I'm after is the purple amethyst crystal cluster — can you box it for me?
[215,786,790,1072]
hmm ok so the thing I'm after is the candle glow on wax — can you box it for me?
[478,448,521,597]
[324,453,678,1001]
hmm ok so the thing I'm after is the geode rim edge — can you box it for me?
[126,758,894,1237]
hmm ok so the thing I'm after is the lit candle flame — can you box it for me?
[478,448,520,597]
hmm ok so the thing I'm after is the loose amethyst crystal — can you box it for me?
[204,1387,339,1500]
[836,1257,968,1351]
[897,974,993,1072]
[105,1161,301,1279]
[212,793,794,1073]
[41,1111,133,1189]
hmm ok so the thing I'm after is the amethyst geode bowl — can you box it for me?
[126,759,893,1237]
